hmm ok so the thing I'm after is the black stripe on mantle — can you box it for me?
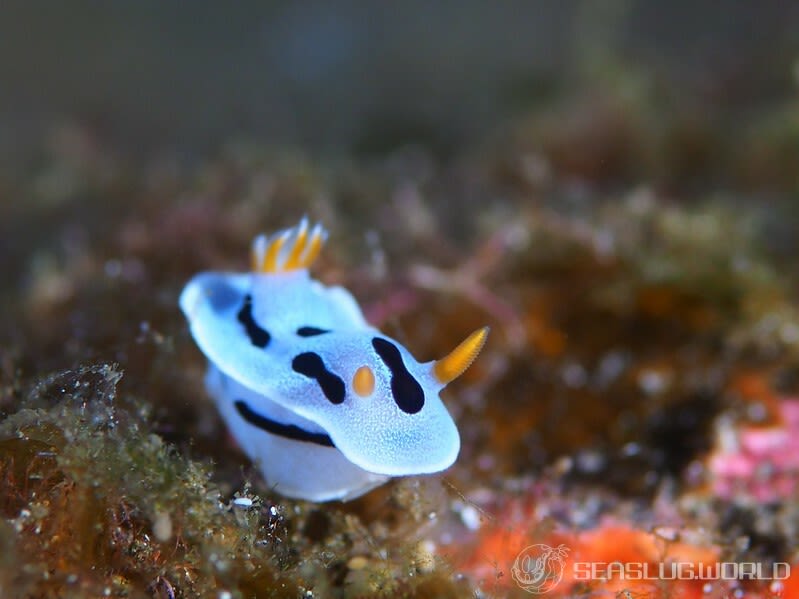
[234,400,335,447]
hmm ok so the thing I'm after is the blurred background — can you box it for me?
[2,1,798,193]
[4,4,799,597]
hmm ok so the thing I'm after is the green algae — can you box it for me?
[0,364,303,597]
[0,364,474,597]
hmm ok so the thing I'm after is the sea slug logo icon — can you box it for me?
[511,543,570,594]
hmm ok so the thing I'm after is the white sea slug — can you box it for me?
[180,218,488,501]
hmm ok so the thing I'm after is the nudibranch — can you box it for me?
[180,218,488,501]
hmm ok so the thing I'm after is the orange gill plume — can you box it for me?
[251,218,327,273]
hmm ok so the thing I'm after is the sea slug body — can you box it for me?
[180,218,488,501]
